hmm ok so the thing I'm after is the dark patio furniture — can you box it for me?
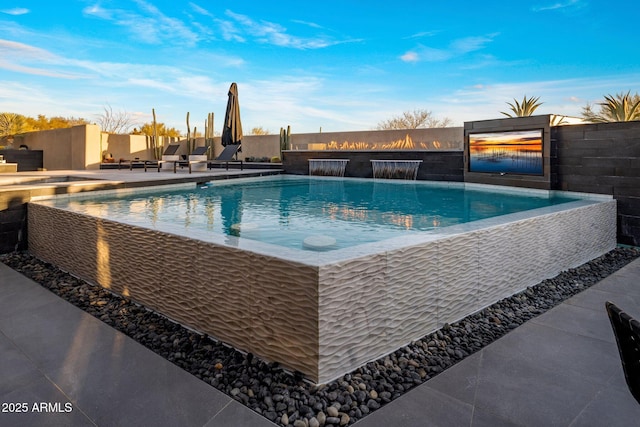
[208,144,243,170]
[606,301,640,405]
[118,144,181,171]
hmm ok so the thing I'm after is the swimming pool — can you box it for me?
[41,175,580,252]
[28,176,617,382]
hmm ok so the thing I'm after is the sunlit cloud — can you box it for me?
[1,8,30,15]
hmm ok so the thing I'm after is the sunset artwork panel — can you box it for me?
[469,129,543,175]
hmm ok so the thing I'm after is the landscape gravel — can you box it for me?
[1,246,638,427]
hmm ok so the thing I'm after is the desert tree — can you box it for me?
[133,122,182,137]
[250,126,270,135]
[377,109,452,130]
[25,115,88,130]
[96,104,138,134]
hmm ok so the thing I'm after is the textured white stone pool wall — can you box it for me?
[27,203,322,379]
[28,196,617,384]
[316,200,617,382]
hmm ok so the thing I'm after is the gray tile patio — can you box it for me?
[354,257,640,427]
[0,262,276,427]
[1,256,639,426]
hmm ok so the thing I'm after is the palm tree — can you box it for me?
[582,92,640,123]
[501,95,543,117]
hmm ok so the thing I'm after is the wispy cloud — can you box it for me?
[400,33,498,63]
[0,38,233,103]
[404,30,439,39]
[450,34,499,54]
[1,7,29,15]
[240,76,387,130]
[189,2,213,18]
[291,19,324,29]
[532,0,585,12]
[221,10,356,49]
[83,0,200,46]
[0,39,86,78]
[82,4,111,19]
[459,54,528,70]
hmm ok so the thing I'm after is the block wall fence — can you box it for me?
[551,121,640,246]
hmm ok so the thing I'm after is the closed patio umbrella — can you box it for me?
[221,82,243,150]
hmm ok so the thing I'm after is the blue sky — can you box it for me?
[1,1,638,134]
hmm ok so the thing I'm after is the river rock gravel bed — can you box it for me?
[2,247,639,426]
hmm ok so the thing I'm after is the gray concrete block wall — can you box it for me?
[552,121,640,245]
[282,150,464,181]
[0,150,43,171]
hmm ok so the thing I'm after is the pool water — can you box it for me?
[56,176,579,251]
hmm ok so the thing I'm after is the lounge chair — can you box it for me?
[151,144,182,172]
[118,144,179,171]
[172,146,209,173]
[121,144,181,172]
[208,144,243,170]
[117,157,146,170]
[606,301,640,405]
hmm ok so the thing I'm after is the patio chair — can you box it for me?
[172,145,209,173]
[208,144,243,171]
[605,301,640,405]
[135,144,181,172]
[118,157,146,170]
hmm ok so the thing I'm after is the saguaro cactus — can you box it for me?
[205,112,214,159]
[152,108,162,159]
[186,112,196,154]
[280,125,291,152]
